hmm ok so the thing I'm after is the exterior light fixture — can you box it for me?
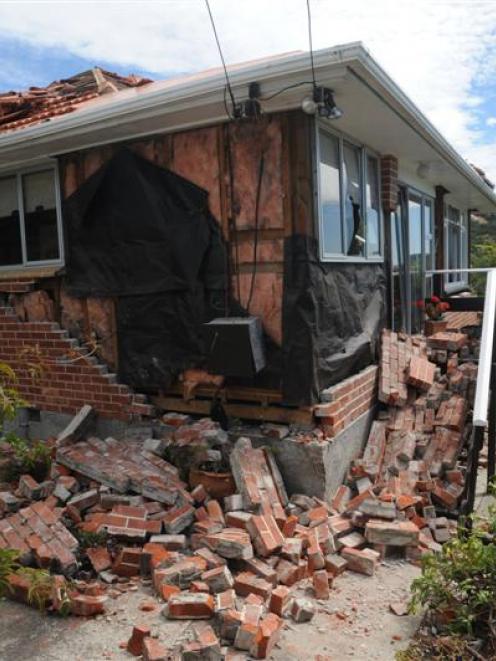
[302,86,343,119]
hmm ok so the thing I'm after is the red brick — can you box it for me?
[127,625,151,656]
[233,571,272,601]
[70,593,108,617]
[166,592,215,619]
[86,546,111,573]
[269,585,290,616]
[246,514,284,557]
[251,613,282,659]
[142,638,169,661]
[313,569,330,599]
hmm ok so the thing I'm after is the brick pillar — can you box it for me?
[380,155,398,214]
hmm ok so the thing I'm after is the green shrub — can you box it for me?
[1,432,51,482]
[0,549,20,597]
[406,482,496,657]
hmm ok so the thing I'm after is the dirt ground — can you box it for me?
[0,558,420,661]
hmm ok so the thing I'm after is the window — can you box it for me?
[0,168,63,269]
[317,125,382,261]
[444,204,468,291]
[390,187,435,334]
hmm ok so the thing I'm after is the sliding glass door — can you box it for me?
[390,187,435,334]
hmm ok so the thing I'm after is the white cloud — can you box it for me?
[0,0,495,178]
[487,117,496,127]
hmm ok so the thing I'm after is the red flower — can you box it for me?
[415,299,425,309]
[440,302,450,311]
[431,295,441,303]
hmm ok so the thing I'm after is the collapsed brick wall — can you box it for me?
[0,305,153,421]
[314,365,379,437]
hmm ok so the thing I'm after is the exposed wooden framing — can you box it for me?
[281,113,292,238]
[237,262,284,274]
[288,111,314,237]
[165,383,284,404]
[152,394,314,426]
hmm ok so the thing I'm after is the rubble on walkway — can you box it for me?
[0,324,480,657]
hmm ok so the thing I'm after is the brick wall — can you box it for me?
[0,305,153,421]
[313,365,379,437]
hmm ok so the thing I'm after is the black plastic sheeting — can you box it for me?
[63,149,386,402]
[64,149,226,297]
[282,235,386,406]
[63,149,227,388]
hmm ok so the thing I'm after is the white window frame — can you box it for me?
[315,121,383,263]
[444,204,468,293]
[0,165,64,271]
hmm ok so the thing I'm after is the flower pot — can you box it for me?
[189,468,236,499]
[424,319,448,336]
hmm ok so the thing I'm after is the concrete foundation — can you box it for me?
[229,407,376,501]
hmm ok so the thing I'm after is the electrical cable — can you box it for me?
[205,0,237,116]
[225,128,241,302]
[246,147,266,314]
[260,80,314,101]
[306,0,317,88]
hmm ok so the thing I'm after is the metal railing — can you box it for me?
[426,267,496,514]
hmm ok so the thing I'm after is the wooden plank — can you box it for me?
[165,383,283,404]
[151,395,314,426]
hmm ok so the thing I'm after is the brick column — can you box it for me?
[380,155,398,214]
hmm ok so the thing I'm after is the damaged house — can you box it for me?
[0,43,495,496]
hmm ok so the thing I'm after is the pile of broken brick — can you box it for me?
[0,326,480,660]
[330,328,479,565]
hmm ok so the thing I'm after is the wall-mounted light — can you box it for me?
[302,86,343,119]
[417,162,431,179]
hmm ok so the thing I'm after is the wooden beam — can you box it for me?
[151,395,314,426]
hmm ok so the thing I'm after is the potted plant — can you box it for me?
[424,296,450,336]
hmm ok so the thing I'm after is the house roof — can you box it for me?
[0,43,495,213]
[0,67,152,134]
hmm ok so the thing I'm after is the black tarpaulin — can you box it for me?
[282,234,386,406]
[63,149,227,387]
[64,148,225,297]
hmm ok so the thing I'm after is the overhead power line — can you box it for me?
[204,0,237,115]
[306,0,317,88]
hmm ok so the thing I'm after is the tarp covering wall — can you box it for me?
[282,234,386,406]
[63,149,227,387]
[64,149,226,297]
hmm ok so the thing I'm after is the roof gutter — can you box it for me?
[0,41,494,208]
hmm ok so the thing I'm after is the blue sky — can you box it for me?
[0,34,158,90]
[0,0,495,179]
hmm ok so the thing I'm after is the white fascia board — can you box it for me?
[0,40,495,211]
[0,43,360,152]
[353,49,496,210]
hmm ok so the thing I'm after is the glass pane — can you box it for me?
[408,196,423,333]
[23,170,59,263]
[448,223,461,283]
[343,142,364,257]
[391,208,406,332]
[319,131,342,255]
[0,177,22,266]
[365,156,380,256]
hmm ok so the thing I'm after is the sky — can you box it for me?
[0,0,495,180]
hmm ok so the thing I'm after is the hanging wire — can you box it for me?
[246,148,266,314]
[205,0,237,115]
[260,80,314,101]
[306,0,317,88]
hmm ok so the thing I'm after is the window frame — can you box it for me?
[0,164,64,271]
[443,204,468,294]
[315,121,383,263]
